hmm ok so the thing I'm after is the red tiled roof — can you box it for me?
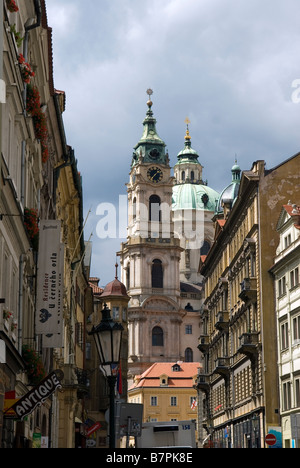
[89,281,103,296]
[129,362,201,390]
[283,203,300,230]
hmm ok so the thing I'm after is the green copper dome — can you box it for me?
[215,162,241,214]
[172,183,219,212]
[172,120,219,212]
[175,121,199,164]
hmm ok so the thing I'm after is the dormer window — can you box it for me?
[172,364,181,372]
[160,374,168,386]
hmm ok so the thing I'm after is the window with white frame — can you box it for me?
[280,321,289,350]
[278,276,286,296]
[295,377,300,408]
[284,234,292,249]
[292,314,300,343]
[282,381,291,411]
[150,396,157,406]
[290,267,299,289]
[170,396,177,406]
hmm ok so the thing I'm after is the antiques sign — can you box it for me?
[9,370,64,420]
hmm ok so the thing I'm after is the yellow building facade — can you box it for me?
[128,362,200,424]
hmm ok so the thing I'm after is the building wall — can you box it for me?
[271,203,300,448]
[198,155,300,448]
[129,387,198,423]
[0,0,91,448]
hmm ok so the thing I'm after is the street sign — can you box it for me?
[265,433,277,446]
[119,403,143,437]
[86,422,102,437]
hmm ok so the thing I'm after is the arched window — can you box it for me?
[149,195,161,221]
[185,348,193,362]
[181,171,185,182]
[152,259,163,288]
[152,326,164,346]
[191,171,195,181]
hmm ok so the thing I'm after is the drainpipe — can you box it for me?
[0,0,5,194]
[18,254,25,354]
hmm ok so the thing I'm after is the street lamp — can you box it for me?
[88,303,124,449]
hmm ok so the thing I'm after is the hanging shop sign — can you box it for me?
[35,220,64,340]
[8,370,64,420]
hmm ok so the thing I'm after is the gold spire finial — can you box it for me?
[184,117,191,140]
[146,88,153,108]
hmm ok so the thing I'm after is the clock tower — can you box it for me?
[118,91,184,379]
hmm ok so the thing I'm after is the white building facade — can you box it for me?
[271,202,300,448]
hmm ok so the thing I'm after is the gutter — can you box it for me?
[0,0,5,194]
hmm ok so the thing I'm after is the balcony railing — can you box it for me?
[196,374,210,393]
[198,334,209,353]
[215,311,229,332]
[239,277,257,302]
[238,332,260,356]
[214,357,230,376]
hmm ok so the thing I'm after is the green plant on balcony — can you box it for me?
[3,310,13,321]
[10,24,23,47]
[22,345,46,385]
[26,84,49,163]
[24,208,39,250]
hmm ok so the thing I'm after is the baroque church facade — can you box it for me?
[118,92,220,380]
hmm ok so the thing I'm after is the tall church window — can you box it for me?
[152,259,163,288]
[191,171,195,181]
[152,326,164,346]
[149,195,161,222]
[185,348,193,362]
[126,264,130,290]
[132,197,137,222]
[181,171,185,182]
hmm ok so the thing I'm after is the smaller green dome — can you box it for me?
[175,124,199,165]
[215,162,241,214]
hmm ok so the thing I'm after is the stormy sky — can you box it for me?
[46,0,300,286]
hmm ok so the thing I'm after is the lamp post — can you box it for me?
[88,303,124,449]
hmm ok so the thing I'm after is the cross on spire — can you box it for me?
[184,117,191,141]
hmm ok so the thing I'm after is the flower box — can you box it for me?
[18,54,35,84]
[6,0,19,13]
[24,208,39,250]
[26,85,49,163]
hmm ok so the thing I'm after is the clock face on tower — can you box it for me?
[147,166,163,183]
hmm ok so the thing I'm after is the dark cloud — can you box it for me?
[47,0,300,285]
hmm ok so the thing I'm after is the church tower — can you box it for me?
[118,91,184,379]
[172,119,220,284]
